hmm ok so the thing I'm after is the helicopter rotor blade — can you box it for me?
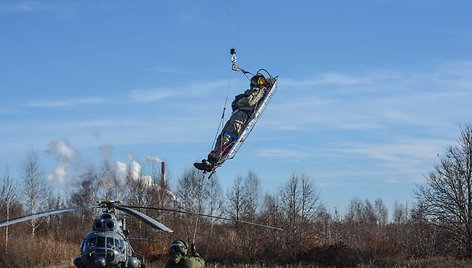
[0,206,91,228]
[123,205,283,231]
[115,205,173,233]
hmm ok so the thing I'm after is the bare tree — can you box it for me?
[345,197,364,223]
[97,159,123,200]
[404,201,440,258]
[226,176,245,222]
[278,172,323,257]
[204,174,224,218]
[260,193,281,226]
[175,168,206,241]
[241,170,260,220]
[69,168,100,233]
[240,171,262,257]
[363,199,377,224]
[1,168,19,251]
[22,151,51,237]
[176,169,205,212]
[416,124,472,258]
[259,192,284,255]
[374,198,388,226]
[70,168,98,207]
[280,173,322,224]
[392,201,408,225]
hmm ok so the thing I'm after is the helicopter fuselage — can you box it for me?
[73,213,143,268]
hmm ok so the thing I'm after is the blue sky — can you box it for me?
[1,0,471,216]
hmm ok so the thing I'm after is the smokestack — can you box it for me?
[161,161,166,181]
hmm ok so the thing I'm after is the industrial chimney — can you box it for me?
[161,161,166,182]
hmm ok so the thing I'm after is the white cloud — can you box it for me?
[23,97,104,108]
[280,72,375,87]
[255,148,308,159]
[265,61,472,134]
[0,2,41,13]
[0,107,13,114]
[147,66,191,75]
[0,1,79,17]
[178,6,203,24]
[69,119,119,128]
[130,80,228,103]
[340,138,445,163]
[130,90,178,102]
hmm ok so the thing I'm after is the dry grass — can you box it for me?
[2,235,472,268]
[1,235,77,268]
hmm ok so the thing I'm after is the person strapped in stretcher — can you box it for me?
[193,74,271,172]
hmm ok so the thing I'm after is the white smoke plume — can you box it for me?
[141,175,153,187]
[115,160,128,183]
[114,160,142,181]
[50,163,67,184]
[46,139,83,184]
[130,160,141,181]
[45,139,164,188]
[47,139,75,160]
[115,159,156,187]
[146,155,163,163]
[98,145,113,163]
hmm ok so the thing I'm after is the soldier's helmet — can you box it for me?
[250,74,268,88]
[170,239,188,255]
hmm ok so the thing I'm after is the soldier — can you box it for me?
[194,73,270,172]
[164,239,205,268]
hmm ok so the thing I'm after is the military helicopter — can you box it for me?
[0,200,281,268]
[0,200,173,268]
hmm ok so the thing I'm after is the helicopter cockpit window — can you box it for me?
[97,237,105,248]
[87,237,96,249]
[101,214,112,220]
[106,237,114,249]
[81,239,87,252]
[115,239,124,252]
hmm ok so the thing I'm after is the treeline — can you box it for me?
[1,124,472,267]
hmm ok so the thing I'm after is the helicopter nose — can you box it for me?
[94,256,106,267]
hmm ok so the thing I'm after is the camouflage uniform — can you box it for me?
[164,252,205,268]
[208,85,266,162]
[194,74,269,172]
[164,240,205,268]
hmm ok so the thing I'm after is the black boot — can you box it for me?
[193,159,213,172]
[208,156,218,165]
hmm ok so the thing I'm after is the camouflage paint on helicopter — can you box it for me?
[75,212,143,268]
